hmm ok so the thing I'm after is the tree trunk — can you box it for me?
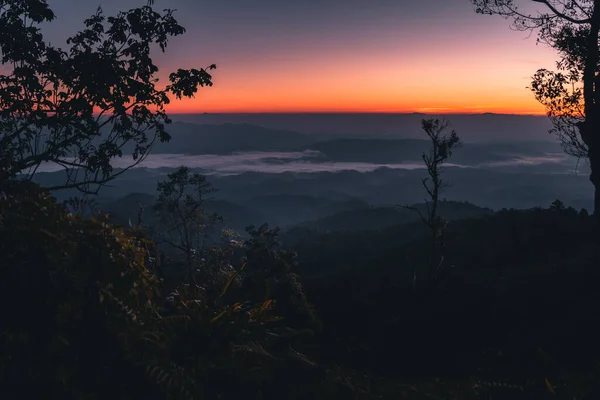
[590,143,600,216]
[583,2,600,215]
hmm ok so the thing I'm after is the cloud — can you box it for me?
[34,150,574,176]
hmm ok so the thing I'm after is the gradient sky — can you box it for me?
[44,0,559,114]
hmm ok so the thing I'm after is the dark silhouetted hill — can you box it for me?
[170,112,556,142]
[151,122,316,154]
[244,194,369,227]
[299,201,493,232]
[102,192,267,232]
[304,138,561,165]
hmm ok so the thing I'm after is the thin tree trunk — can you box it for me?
[186,249,195,284]
[430,228,437,278]
[590,143,600,216]
[583,3,600,215]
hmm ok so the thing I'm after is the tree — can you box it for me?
[243,224,319,330]
[0,0,215,194]
[471,0,600,214]
[406,118,461,280]
[154,166,223,283]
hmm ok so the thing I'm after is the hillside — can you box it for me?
[102,193,266,232]
[151,122,316,155]
[299,201,493,232]
[174,113,556,142]
[304,138,562,165]
[297,205,600,394]
[244,194,369,227]
[283,201,494,276]
[38,164,593,212]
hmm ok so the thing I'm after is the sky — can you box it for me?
[43,0,559,114]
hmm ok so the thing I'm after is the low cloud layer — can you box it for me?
[34,150,575,176]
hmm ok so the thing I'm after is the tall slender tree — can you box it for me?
[406,118,461,280]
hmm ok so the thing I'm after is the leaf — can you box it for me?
[141,331,162,345]
[232,341,275,359]
[210,310,226,324]
[259,299,274,314]
[545,378,556,395]
[220,262,246,297]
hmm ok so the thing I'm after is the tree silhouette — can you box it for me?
[0,0,215,194]
[154,166,222,283]
[406,118,461,280]
[471,0,600,215]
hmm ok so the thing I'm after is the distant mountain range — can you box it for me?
[169,113,555,142]
[134,122,565,167]
[303,138,563,165]
[101,192,267,232]
[243,194,368,227]
[149,122,317,155]
[101,192,493,237]
[38,159,592,212]
[298,201,494,232]
[32,120,592,212]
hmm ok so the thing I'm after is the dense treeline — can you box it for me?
[4,175,600,399]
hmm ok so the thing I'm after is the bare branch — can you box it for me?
[532,0,591,23]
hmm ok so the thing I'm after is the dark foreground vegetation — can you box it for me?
[2,176,600,399]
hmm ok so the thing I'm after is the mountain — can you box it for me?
[150,122,316,155]
[169,113,555,142]
[244,194,369,227]
[299,206,413,231]
[299,201,494,232]
[304,138,427,163]
[204,200,268,231]
[100,193,157,226]
[304,138,562,165]
[282,201,494,278]
[101,192,268,233]
[37,161,592,212]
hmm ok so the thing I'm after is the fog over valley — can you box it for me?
[33,115,594,232]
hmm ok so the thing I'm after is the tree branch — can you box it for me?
[532,0,591,24]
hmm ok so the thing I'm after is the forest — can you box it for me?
[2,0,600,399]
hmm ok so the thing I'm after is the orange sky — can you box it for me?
[47,0,559,116]
[165,40,554,115]
[162,26,557,116]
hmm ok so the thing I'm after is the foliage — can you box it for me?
[472,0,593,38]
[0,0,215,194]
[405,118,461,280]
[530,67,588,158]
[297,199,600,398]
[0,181,161,398]
[243,224,320,331]
[471,0,600,213]
[153,166,223,282]
[3,182,600,399]
[0,181,344,399]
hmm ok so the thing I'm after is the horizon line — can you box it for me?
[168,111,548,117]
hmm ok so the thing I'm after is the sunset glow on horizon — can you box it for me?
[47,0,559,116]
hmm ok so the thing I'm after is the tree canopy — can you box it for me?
[0,0,215,194]
[472,0,600,214]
